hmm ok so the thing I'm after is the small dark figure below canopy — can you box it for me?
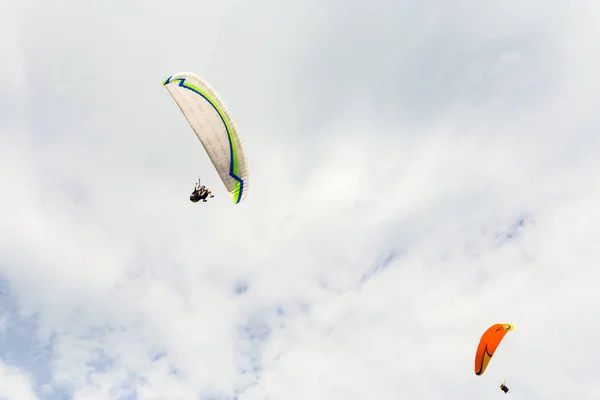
[190,182,214,203]
[500,382,509,394]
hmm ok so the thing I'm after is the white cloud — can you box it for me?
[1,0,599,399]
[0,361,39,400]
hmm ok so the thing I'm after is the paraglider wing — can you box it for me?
[163,72,249,204]
[474,323,513,376]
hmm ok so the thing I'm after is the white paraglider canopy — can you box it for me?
[163,72,249,204]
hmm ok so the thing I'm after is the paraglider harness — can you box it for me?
[190,190,206,203]
[500,382,509,394]
[190,179,212,203]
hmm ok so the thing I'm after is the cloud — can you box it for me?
[0,360,40,400]
[1,0,599,399]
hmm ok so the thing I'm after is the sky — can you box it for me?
[1,0,599,399]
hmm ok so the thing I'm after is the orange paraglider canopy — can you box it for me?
[474,323,513,376]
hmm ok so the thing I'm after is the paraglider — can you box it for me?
[163,72,249,204]
[474,323,513,393]
[189,180,214,203]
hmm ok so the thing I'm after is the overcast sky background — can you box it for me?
[1,0,599,399]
